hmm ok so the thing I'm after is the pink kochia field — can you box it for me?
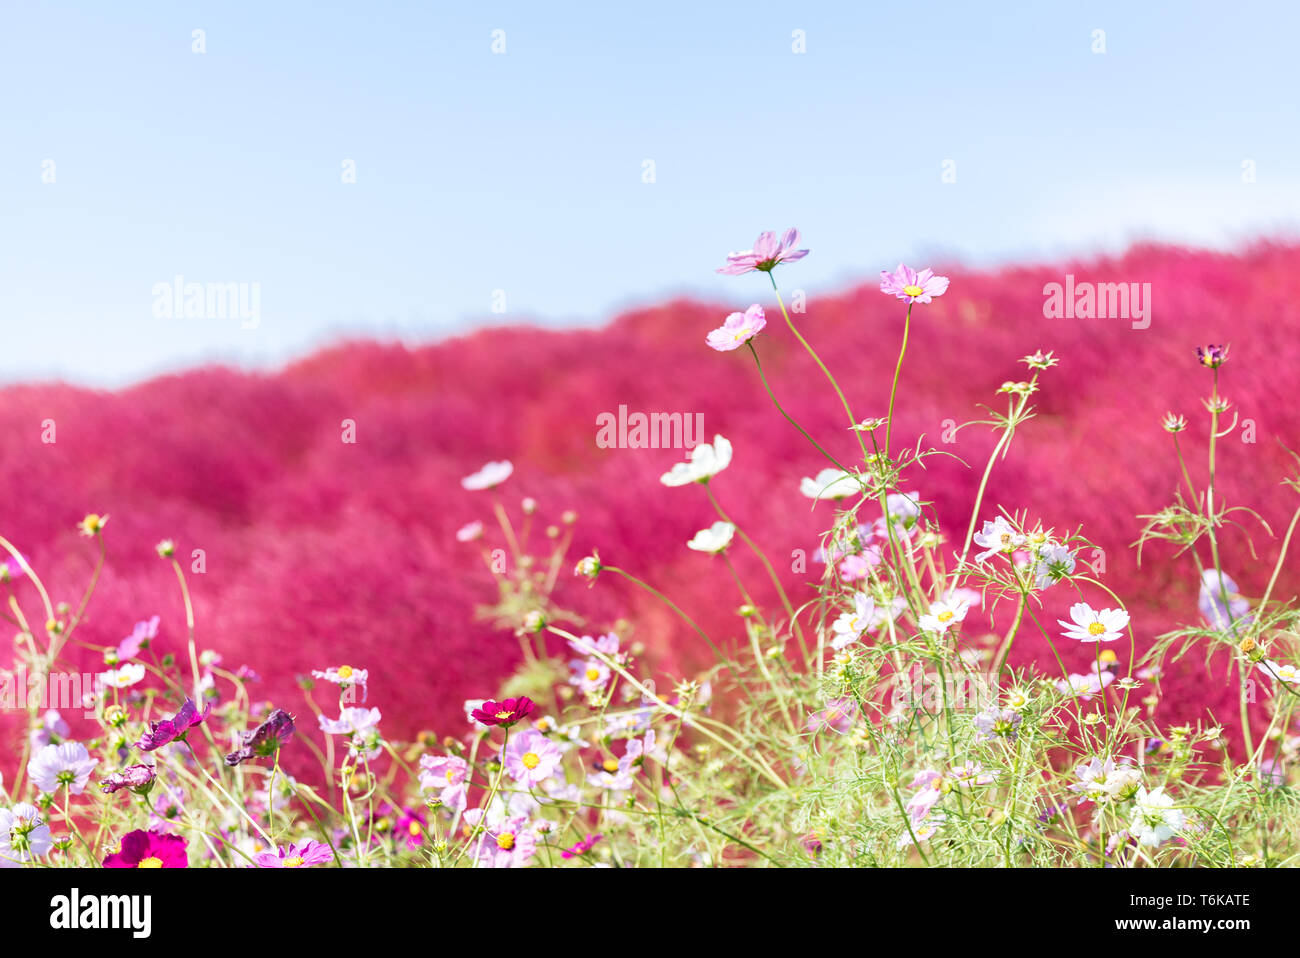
[2,233,1300,868]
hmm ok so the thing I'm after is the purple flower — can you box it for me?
[1196,343,1229,369]
[880,263,950,304]
[225,709,296,766]
[716,228,809,275]
[706,304,767,351]
[503,729,564,786]
[136,699,211,751]
[100,764,157,795]
[254,839,334,868]
[973,707,1022,743]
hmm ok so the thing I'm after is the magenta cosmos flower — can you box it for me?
[716,228,808,275]
[706,304,767,352]
[254,840,334,868]
[103,829,188,868]
[880,264,950,304]
[470,696,536,728]
[136,699,211,751]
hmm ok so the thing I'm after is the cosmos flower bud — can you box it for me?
[574,554,602,581]
[1161,412,1187,433]
[155,539,176,557]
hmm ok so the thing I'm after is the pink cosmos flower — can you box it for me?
[880,264,950,304]
[716,228,808,275]
[395,807,427,849]
[806,697,856,734]
[136,699,211,751]
[503,729,564,786]
[705,304,766,351]
[103,829,188,868]
[254,839,334,868]
[905,770,943,823]
[560,833,603,860]
[475,815,537,868]
[116,616,160,662]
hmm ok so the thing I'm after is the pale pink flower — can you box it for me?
[880,263,949,304]
[716,228,808,275]
[706,304,767,351]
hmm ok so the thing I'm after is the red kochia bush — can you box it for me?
[2,240,1298,766]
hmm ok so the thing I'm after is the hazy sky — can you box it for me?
[4,0,1297,386]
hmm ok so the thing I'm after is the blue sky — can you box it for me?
[3,0,1297,386]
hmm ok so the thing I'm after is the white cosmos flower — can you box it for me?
[687,521,735,554]
[99,663,145,689]
[318,706,382,735]
[660,435,732,486]
[1058,602,1129,643]
[830,593,876,650]
[799,468,860,500]
[0,803,52,865]
[918,597,970,635]
[26,742,98,795]
[461,460,514,491]
[1129,785,1184,847]
[972,516,1025,562]
[1265,660,1300,685]
[456,521,484,542]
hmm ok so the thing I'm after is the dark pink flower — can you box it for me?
[560,833,603,859]
[103,829,188,868]
[470,696,535,728]
[224,708,295,766]
[136,699,210,751]
[716,228,808,275]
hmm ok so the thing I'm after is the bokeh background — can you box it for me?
[2,1,1298,766]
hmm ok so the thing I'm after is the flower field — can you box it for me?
[2,234,1300,868]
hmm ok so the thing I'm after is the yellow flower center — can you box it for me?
[496,832,516,850]
[937,610,954,623]
[409,821,422,836]
[137,857,164,869]
[602,758,619,773]
[1088,621,1107,636]
[283,856,305,868]
[445,769,457,783]
[495,710,513,720]
[337,665,353,679]
[903,284,925,297]
[585,668,601,682]
[521,751,540,770]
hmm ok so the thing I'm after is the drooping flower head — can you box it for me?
[716,228,808,275]
[880,264,950,304]
[686,521,735,554]
[136,699,211,751]
[659,434,732,486]
[706,304,766,351]
[103,829,188,868]
[254,840,334,868]
[225,709,296,766]
[470,696,536,728]
[99,764,157,795]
